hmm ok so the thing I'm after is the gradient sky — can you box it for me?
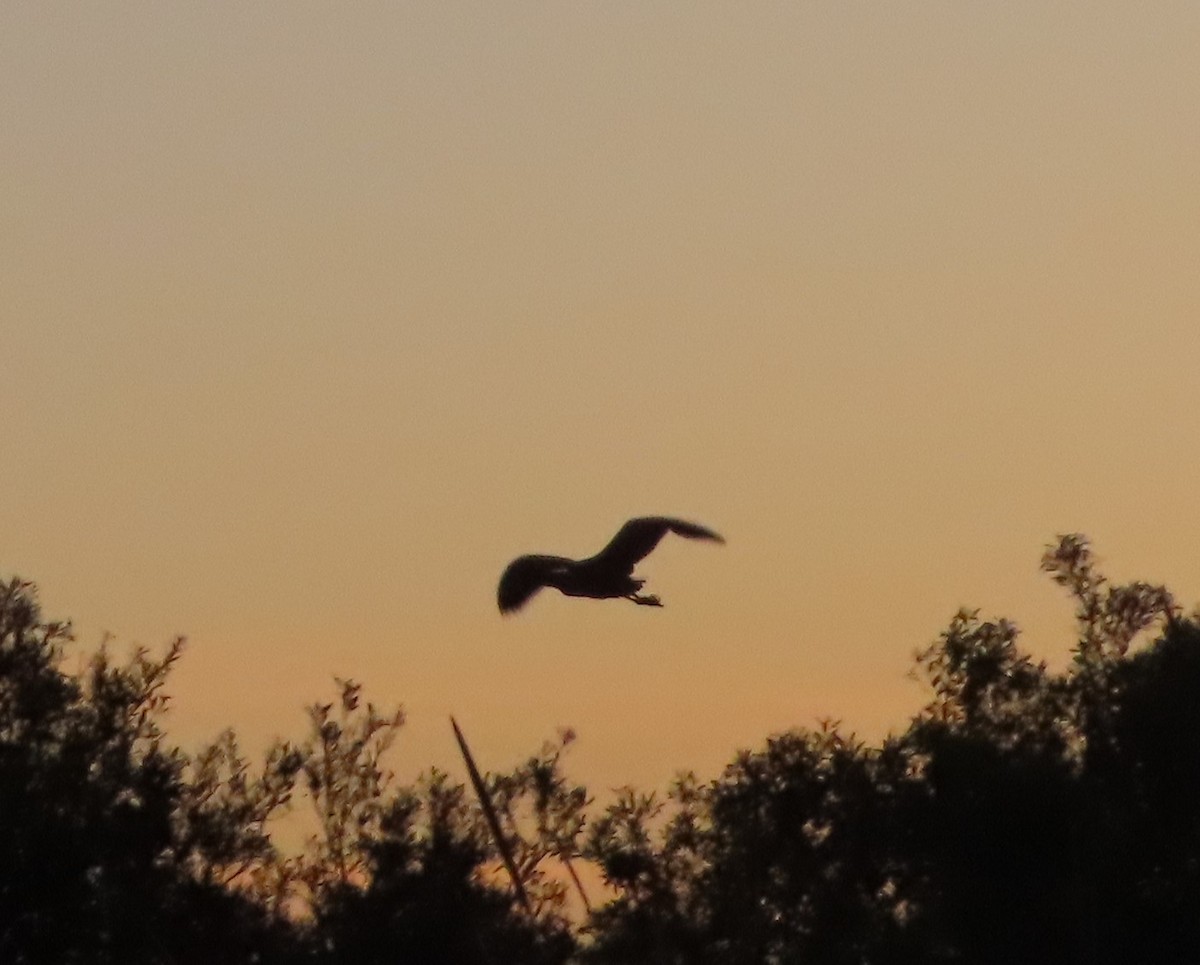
[4,2,1200,795]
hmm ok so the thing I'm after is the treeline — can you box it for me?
[3,535,1200,964]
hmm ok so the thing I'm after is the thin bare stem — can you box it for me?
[450,716,533,915]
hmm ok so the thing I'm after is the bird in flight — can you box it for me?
[497,516,724,614]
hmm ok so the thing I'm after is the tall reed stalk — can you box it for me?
[450,716,533,915]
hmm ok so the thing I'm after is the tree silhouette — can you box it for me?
[312,770,574,965]
[6,534,1200,964]
[0,576,576,964]
[0,578,296,964]
[580,535,1199,964]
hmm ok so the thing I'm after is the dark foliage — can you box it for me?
[5,534,1200,964]
[0,578,296,964]
[0,578,571,965]
[580,535,1200,964]
[313,774,574,965]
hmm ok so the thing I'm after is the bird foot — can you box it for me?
[630,593,663,607]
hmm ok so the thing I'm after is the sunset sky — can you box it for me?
[4,2,1200,796]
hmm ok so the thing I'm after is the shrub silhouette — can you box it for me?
[0,578,296,964]
[312,771,574,965]
[578,536,1199,965]
[5,535,1200,964]
[0,577,576,964]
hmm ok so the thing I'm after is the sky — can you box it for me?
[4,2,1200,797]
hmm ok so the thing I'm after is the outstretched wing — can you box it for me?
[592,516,724,572]
[497,555,567,613]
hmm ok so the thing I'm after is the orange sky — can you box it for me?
[4,2,1200,796]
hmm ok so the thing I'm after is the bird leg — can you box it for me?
[628,593,663,607]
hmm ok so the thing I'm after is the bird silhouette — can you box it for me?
[497,516,724,614]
